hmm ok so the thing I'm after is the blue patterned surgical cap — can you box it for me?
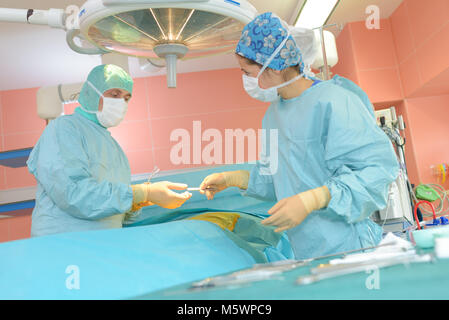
[235,12,305,72]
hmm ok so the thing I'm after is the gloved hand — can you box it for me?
[199,170,250,200]
[261,186,331,232]
[131,181,192,210]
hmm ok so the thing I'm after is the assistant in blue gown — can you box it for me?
[209,12,400,259]
[27,64,135,236]
[244,74,399,259]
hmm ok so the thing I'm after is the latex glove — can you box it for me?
[262,186,331,232]
[199,170,250,200]
[132,181,192,210]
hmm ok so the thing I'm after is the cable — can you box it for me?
[413,184,449,217]
[414,200,436,230]
[413,204,422,230]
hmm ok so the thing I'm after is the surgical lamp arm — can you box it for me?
[0,7,107,55]
[66,29,110,55]
[0,8,65,29]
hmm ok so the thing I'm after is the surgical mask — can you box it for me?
[81,81,128,128]
[242,32,304,102]
[243,72,304,102]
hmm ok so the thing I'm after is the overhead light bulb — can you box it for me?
[295,0,339,29]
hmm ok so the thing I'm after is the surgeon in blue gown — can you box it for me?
[200,13,399,260]
[27,64,192,237]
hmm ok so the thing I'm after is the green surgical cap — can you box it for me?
[78,64,133,112]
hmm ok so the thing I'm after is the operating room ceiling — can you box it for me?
[0,0,403,91]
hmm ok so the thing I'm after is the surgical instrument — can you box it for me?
[187,187,217,192]
[296,253,433,285]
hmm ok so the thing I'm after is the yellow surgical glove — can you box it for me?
[262,186,331,233]
[199,170,250,200]
[131,183,152,211]
[131,181,192,211]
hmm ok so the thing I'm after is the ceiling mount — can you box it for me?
[153,43,188,88]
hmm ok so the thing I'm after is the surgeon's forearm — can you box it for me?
[298,186,331,214]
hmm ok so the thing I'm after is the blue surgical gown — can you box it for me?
[244,75,399,260]
[27,112,134,236]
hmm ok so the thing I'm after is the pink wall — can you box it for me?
[391,0,449,98]
[404,95,449,189]
[388,0,449,188]
[0,209,32,242]
[0,88,45,190]
[333,19,403,104]
[333,0,449,102]
[332,0,449,189]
